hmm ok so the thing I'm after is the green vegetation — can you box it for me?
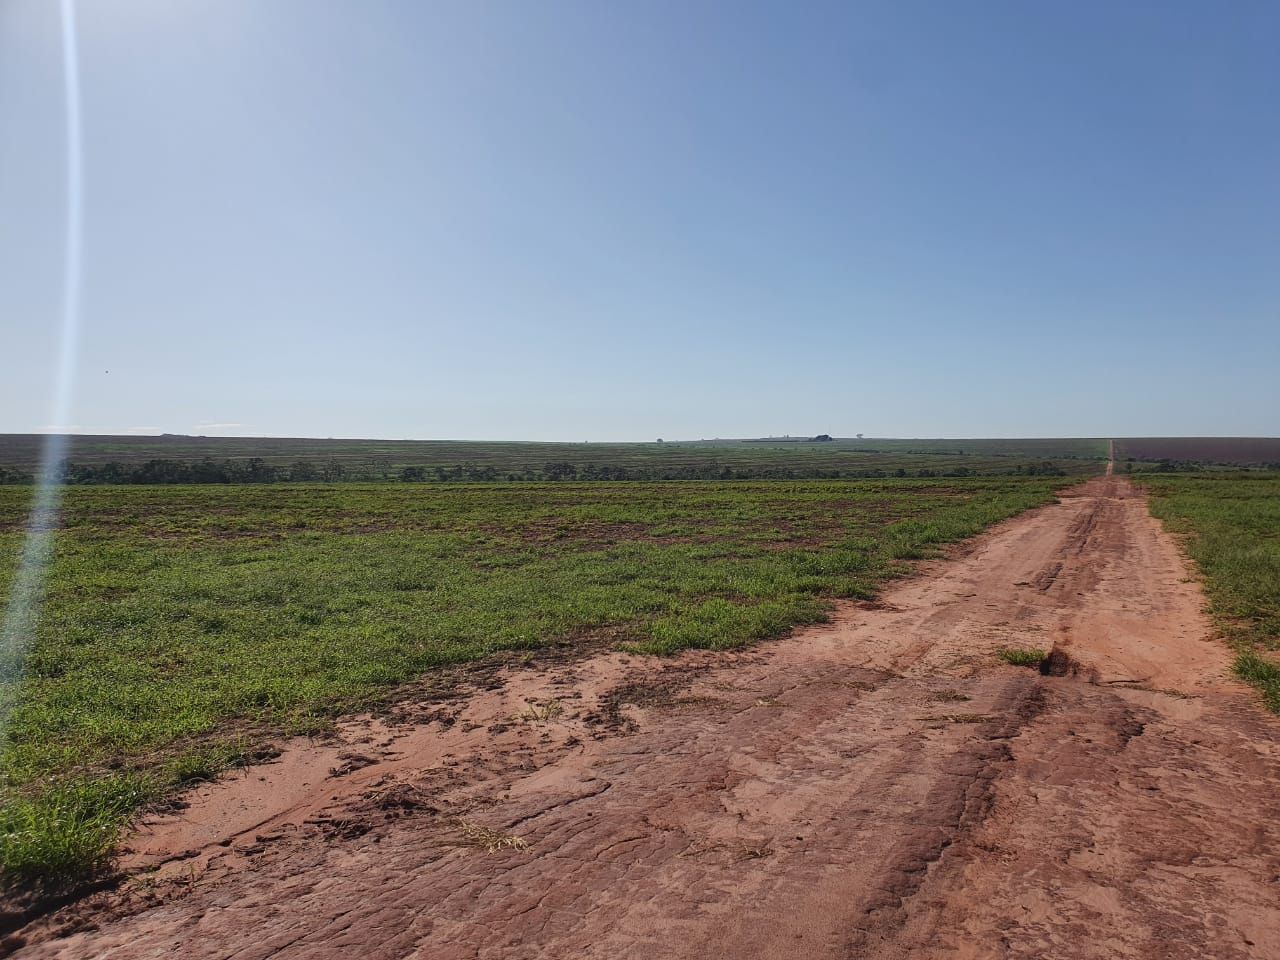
[0,434,1108,484]
[996,647,1047,667]
[1234,652,1280,713]
[1142,473,1280,712]
[1,476,1072,886]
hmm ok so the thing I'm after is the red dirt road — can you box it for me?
[12,476,1280,959]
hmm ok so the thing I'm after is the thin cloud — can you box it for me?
[195,422,245,432]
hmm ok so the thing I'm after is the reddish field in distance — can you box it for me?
[1116,437,1280,465]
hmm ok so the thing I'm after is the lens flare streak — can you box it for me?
[1,0,83,726]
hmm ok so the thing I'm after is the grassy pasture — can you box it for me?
[0,476,1071,886]
[1142,473,1280,711]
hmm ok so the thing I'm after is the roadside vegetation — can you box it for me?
[1142,473,1280,712]
[0,476,1072,888]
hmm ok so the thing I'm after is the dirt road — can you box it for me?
[12,475,1280,959]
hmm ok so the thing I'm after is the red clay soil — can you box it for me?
[9,476,1280,959]
[1115,436,1280,465]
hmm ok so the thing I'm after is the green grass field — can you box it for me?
[0,476,1071,886]
[1142,473,1280,711]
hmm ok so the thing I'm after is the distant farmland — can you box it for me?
[8,434,1274,484]
[1115,437,1280,467]
[0,434,1107,483]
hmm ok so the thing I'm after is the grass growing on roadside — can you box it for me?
[0,477,1070,887]
[0,776,150,884]
[996,647,1046,667]
[1142,473,1280,712]
[1234,651,1280,712]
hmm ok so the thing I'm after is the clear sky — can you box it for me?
[1,0,1277,441]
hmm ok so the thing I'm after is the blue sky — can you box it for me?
[1,0,1277,440]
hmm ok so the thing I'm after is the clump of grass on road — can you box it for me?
[1142,473,1280,712]
[996,647,1046,667]
[455,819,529,854]
[0,477,1068,887]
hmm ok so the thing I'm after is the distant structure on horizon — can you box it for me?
[742,434,836,444]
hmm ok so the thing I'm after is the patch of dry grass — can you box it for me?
[455,819,529,854]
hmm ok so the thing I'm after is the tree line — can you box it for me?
[0,456,1072,485]
[1122,458,1280,473]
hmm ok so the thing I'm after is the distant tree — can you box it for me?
[543,461,578,481]
[136,459,191,483]
[0,466,31,484]
[288,460,318,482]
[241,458,277,483]
[190,457,230,483]
[400,465,426,482]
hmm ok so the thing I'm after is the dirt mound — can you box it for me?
[1040,646,1094,679]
